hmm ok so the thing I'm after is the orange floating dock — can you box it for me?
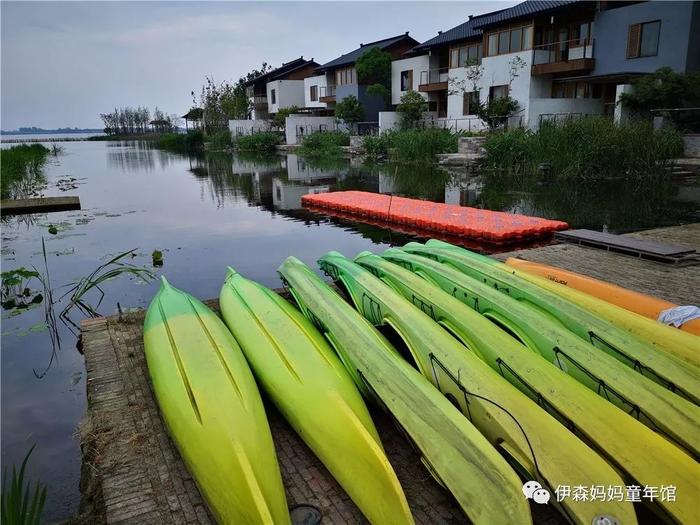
[302,191,568,243]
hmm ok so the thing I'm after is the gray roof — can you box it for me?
[472,0,580,29]
[413,0,580,51]
[243,57,319,87]
[318,33,419,71]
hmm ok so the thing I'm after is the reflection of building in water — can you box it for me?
[272,177,330,210]
[231,156,282,175]
[284,154,349,182]
[378,173,397,195]
[444,176,483,206]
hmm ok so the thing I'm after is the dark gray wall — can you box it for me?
[686,2,700,73]
[336,84,387,122]
[592,1,696,76]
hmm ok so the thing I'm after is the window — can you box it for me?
[462,91,479,116]
[488,34,498,56]
[450,43,482,68]
[486,25,534,56]
[627,20,660,58]
[335,67,356,86]
[551,81,598,99]
[270,89,276,104]
[310,85,318,102]
[510,28,522,53]
[400,70,413,91]
[489,85,509,101]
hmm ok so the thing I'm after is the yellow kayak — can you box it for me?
[219,268,413,525]
[144,277,289,525]
[278,256,532,525]
[504,257,700,368]
[505,257,700,336]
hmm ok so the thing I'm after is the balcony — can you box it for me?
[532,38,595,76]
[251,95,268,107]
[319,85,336,103]
[418,68,449,92]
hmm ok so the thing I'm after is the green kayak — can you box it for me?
[403,239,700,405]
[278,256,532,525]
[319,252,642,525]
[355,251,699,524]
[219,268,413,525]
[144,277,289,525]
[376,248,699,459]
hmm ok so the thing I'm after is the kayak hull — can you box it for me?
[144,278,289,525]
[220,268,412,525]
[505,257,700,336]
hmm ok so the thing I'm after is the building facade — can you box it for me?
[391,0,699,131]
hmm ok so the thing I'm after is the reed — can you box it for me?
[1,446,46,525]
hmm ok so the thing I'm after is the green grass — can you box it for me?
[298,131,350,157]
[234,131,281,152]
[1,445,46,525]
[1,144,51,199]
[483,117,684,179]
[155,131,204,153]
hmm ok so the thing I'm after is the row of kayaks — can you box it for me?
[143,240,700,525]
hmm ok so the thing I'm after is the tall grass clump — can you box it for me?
[298,131,350,157]
[1,445,46,525]
[1,144,50,199]
[361,134,389,160]
[156,130,204,153]
[206,130,232,150]
[234,131,281,152]
[385,128,460,163]
[484,116,683,179]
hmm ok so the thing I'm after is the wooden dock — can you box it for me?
[1,196,81,215]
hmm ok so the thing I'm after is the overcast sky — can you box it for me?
[1,1,516,129]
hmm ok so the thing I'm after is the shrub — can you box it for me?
[272,106,299,129]
[361,134,389,160]
[335,96,364,127]
[234,131,281,152]
[397,90,427,130]
[483,116,684,179]
[156,130,204,153]
[298,131,350,157]
[207,130,232,150]
[476,95,520,130]
[384,128,460,163]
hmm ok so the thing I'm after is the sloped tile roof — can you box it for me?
[318,33,419,71]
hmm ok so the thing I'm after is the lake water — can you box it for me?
[2,139,698,522]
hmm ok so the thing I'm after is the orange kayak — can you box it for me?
[505,257,700,336]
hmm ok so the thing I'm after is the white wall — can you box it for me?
[391,55,430,105]
[267,80,306,114]
[529,98,604,130]
[229,119,272,136]
[304,75,328,109]
[447,50,533,125]
[285,115,342,145]
[378,111,400,134]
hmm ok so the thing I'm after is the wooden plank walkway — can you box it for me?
[496,223,700,305]
[78,299,481,525]
[0,196,80,215]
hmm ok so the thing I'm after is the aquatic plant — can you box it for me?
[155,131,204,153]
[60,249,155,326]
[1,445,47,525]
[206,130,232,150]
[384,128,460,163]
[0,144,50,199]
[1,268,43,311]
[234,131,281,152]
[483,116,684,179]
